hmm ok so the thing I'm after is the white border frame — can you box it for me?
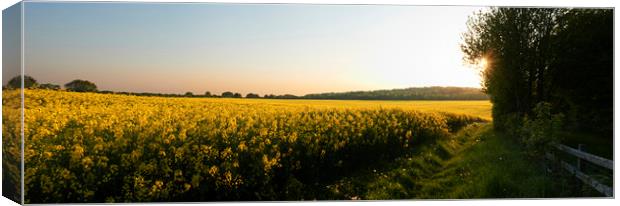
[1,1,618,206]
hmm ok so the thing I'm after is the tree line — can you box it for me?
[4,76,98,92]
[4,76,488,100]
[303,86,488,100]
[462,8,612,151]
[173,87,488,100]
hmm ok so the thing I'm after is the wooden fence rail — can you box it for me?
[551,143,613,170]
[545,143,613,197]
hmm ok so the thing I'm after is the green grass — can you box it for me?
[320,123,598,199]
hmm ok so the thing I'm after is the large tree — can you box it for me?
[246,93,260,98]
[462,8,612,135]
[221,91,234,98]
[65,79,98,92]
[6,75,38,89]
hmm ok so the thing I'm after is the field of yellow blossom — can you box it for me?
[3,89,489,203]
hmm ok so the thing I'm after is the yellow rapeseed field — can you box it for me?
[2,89,490,202]
[239,98,491,120]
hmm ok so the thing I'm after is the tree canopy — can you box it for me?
[65,79,98,92]
[6,75,38,89]
[246,93,260,98]
[462,8,612,135]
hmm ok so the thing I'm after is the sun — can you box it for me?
[480,58,488,68]
[478,57,489,69]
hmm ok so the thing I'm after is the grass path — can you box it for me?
[321,123,593,199]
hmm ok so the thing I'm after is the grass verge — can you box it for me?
[321,123,598,199]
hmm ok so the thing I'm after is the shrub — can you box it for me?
[39,83,61,90]
[519,102,564,157]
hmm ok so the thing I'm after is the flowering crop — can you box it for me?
[3,89,486,203]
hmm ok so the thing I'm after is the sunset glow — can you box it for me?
[12,2,485,95]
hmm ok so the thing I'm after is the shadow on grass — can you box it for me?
[318,123,603,200]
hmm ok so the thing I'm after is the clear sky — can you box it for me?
[18,2,484,95]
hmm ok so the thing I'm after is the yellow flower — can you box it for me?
[16,89,486,201]
[237,141,247,151]
[82,157,94,169]
[209,166,219,176]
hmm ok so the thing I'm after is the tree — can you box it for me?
[39,83,60,90]
[221,91,234,98]
[462,8,612,136]
[233,93,242,98]
[185,92,194,97]
[6,75,38,89]
[65,79,97,92]
[204,91,212,97]
[461,8,560,133]
[246,93,260,98]
[549,9,613,134]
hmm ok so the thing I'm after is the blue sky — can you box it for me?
[17,2,483,95]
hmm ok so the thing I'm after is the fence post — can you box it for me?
[550,142,613,196]
[576,144,585,193]
[577,144,585,171]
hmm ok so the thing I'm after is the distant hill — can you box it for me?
[301,86,489,100]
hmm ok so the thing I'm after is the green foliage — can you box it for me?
[39,83,61,90]
[246,93,260,98]
[438,112,486,133]
[550,9,613,135]
[462,8,612,141]
[221,91,234,98]
[492,112,522,137]
[520,102,564,157]
[323,124,583,199]
[64,79,97,92]
[462,8,560,131]
[6,75,38,89]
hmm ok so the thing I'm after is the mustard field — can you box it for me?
[2,89,490,202]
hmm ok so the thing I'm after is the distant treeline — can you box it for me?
[4,76,487,100]
[88,87,489,100]
[302,87,488,100]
